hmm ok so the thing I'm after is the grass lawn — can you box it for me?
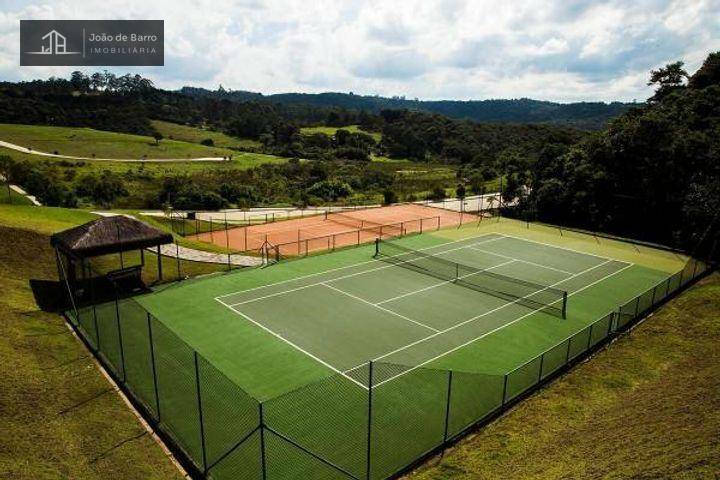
[151,120,261,151]
[408,273,720,480]
[300,124,382,142]
[0,123,239,160]
[0,205,182,479]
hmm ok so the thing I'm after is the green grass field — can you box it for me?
[151,120,262,151]
[300,125,382,142]
[0,124,288,172]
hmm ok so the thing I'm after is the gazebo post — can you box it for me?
[157,244,163,281]
[140,248,145,266]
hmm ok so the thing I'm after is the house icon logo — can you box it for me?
[26,30,80,55]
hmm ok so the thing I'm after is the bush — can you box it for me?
[201,138,214,146]
[306,180,353,201]
[429,186,446,201]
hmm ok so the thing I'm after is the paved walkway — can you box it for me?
[0,140,228,162]
[157,243,263,267]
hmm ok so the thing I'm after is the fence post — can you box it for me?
[194,352,208,472]
[501,372,508,406]
[175,242,181,280]
[89,270,101,350]
[565,337,572,364]
[441,370,453,455]
[366,361,374,480]
[633,296,641,318]
[146,313,161,421]
[586,325,593,350]
[537,353,544,383]
[650,285,657,307]
[113,288,127,382]
[259,403,267,480]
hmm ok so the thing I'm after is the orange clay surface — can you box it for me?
[191,203,478,256]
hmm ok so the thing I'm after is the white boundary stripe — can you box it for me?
[376,259,517,306]
[499,233,632,264]
[226,236,505,307]
[215,233,504,300]
[344,258,617,375]
[214,296,369,390]
[370,261,635,388]
[468,246,575,275]
[320,282,440,333]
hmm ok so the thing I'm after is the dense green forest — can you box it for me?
[180,87,633,130]
[513,52,720,254]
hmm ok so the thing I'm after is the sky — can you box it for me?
[1,0,719,103]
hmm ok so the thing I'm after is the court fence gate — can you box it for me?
[58,251,713,479]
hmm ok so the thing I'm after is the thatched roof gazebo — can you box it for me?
[51,216,174,298]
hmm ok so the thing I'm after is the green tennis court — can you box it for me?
[69,219,696,479]
[215,233,630,388]
[138,222,678,401]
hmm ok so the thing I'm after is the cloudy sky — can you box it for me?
[1,0,718,102]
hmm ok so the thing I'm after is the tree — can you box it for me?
[382,189,398,205]
[153,132,163,146]
[647,61,688,102]
[0,155,13,202]
[456,183,466,200]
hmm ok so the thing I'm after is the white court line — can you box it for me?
[499,233,632,264]
[370,261,636,388]
[215,233,503,300]
[468,246,575,275]
[344,258,617,376]
[214,297,369,390]
[320,282,440,333]
[376,259,517,306]
[227,236,504,307]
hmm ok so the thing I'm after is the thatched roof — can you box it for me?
[51,215,173,258]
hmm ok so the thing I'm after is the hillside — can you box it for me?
[0,206,183,480]
[408,273,720,480]
[180,88,633,130]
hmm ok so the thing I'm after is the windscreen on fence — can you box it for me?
[375,239,568,318]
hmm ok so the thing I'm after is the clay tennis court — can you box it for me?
[191,203,478,256]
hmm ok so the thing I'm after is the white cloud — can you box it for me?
[1,0,718,102]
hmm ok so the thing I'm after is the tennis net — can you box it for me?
[375,239,568,318]
[326,211,371,229]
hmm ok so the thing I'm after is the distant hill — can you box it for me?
[179,87,634,130]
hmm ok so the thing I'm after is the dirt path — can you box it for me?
[0,140,228,162]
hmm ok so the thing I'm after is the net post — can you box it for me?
[441,369,453,456]
[366,361,373,480]
[146,313,161,421]
[194,351,208,472]
[562,291,568,319]
[374,238,380,257]
[259,403,267,480]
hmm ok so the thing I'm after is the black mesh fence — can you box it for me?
[57,243,713,480]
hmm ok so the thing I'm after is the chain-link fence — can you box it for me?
[58,248,713,480]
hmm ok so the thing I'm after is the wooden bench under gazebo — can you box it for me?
[51,216,174,303]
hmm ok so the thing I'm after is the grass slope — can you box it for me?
[0,206,180,479]
[300,124,382,142]
[408,273,720,480]
[0,123,238,159]
[151,120,261,151]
